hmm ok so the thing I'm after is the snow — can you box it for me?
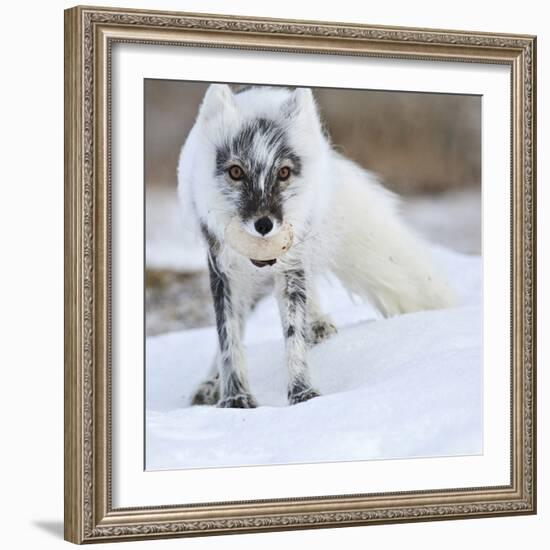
[146,186,205,272]
[146,246,482,471]
[145,186,482,272]
[402,189,481,255]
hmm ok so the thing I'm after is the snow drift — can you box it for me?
[146,246,482,470]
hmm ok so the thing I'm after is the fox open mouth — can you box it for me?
[224,218,294,267]
[250,258,277,268]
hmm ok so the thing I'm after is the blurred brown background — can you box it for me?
[145,80,481,336]
[145,80,481,194]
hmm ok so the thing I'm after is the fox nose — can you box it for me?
[254,216,274,236]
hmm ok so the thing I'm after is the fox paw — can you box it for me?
[191,377,220,406]
[288,385,321,405]
[307,319,337,345]
[218,392,258,409]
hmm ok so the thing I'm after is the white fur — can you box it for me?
[177,86,330,246]
[322,153,455,315]
[178,84,454,318]
[178,85,456,407]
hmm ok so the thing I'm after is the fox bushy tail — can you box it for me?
[325,156,455,317]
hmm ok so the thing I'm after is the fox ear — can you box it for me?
[198,84,237,123]
[281,88,317,120]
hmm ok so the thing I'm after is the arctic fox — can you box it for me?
[177,84,454,408]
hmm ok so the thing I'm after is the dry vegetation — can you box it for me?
[145,80,481,194]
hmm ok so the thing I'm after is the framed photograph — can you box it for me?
[64,5,537,544]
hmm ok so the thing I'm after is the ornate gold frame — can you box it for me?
[64,5,537,544]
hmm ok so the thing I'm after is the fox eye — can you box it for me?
[228,165,244,181]
[278,166,291,181]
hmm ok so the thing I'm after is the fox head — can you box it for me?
[181,84,331,244]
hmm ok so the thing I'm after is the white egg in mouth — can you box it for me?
[224,218,294,267]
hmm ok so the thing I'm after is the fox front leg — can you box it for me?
[207,251,257,409]
[276,266,321,405]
